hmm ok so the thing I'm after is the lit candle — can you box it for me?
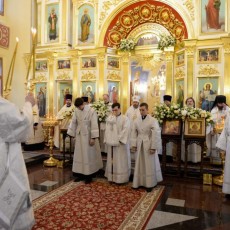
[4,37,19,90]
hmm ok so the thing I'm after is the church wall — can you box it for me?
[0,0,32,107]
[2,0,230,115]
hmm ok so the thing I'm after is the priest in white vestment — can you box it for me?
[125,95,141,163]
[54,94,75,151]
[0,94,35,230]
[67,97,103,183]
[104,102,131,184]
[216,114,230,197]
[207,95,229,164]
[23,97,45,151]
[131,102,163,192]
[99,94,112,154]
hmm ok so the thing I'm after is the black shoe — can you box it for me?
[74,177,83,182]
[85,178,92,184]
[146,188,152,193]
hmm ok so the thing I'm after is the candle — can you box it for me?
[4,37,19,90]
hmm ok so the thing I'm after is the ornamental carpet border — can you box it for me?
[32,179,165,230]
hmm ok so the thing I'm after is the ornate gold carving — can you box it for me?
[56,71,71,80]
[198,65,219,76]
[99,0,123,29]
[223,43,230,54]
[107,3,186,47]
[185,46,195,56]
[35,73,47,82]
[98,54,105,62]
[81,71,96,80]
[183,0,194,20]
[175,68,185,79]
[165,52,173,61]
[107,71,121,80]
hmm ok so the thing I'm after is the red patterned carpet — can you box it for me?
[32,179,164,230]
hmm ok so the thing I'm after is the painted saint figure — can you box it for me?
[48,8,58,40]
[205,0,221,30]
[81,9,91,42]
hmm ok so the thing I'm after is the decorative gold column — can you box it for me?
[120,52,130,113]
[164,51,174,96]
[184,39,197,98]
[221,37,230,103]
[98,53,105,98]
[71,55,78,100]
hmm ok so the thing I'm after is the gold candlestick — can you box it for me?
[213,151,226,186]
[43,116,59,167]
[4,37,19,94]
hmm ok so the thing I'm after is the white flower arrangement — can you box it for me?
[158,33,176,51]
[62,107,75,119]
[153,103,182,124]
[118,38,136,52]
[181,106,214,125]
[91,100,111,122]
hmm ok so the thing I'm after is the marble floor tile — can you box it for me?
[146,210,197,229]
[39,180,58,186]
[166,198,185,207]
[30,189,47,200]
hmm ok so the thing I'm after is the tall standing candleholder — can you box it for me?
[43,116,59,167]
[213,151,226,186]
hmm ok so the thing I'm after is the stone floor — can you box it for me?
[24,150,230,230]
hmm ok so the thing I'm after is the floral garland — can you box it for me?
[181,106,214,125]
[91,100,111,122]
[62,107,75,119]
[118,38,136,52]
[153,104,182,124]
[153,104,214,125]
[157,34,176,51]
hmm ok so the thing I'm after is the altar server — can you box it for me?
[0,94,35,229]
[216,114,230,198]
[104,102,131,184]
[131,102,163,192]
[54,94,75,151]
[67,97,103,183]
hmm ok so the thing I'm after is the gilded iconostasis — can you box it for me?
[1,0,230,115]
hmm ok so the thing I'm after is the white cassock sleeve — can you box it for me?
[67,110,77,137]
[90,110,99,138]
[0,101,33,143]
[216,118,229,151]
[118,116,130,145]
[151,118,162,151]
[130,121,138,148]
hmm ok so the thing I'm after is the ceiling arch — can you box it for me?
[103,0,188,48]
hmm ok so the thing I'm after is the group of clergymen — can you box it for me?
[55,93,230,196]
[55,93,162,192]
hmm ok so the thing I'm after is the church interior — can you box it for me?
[1,0,230,229]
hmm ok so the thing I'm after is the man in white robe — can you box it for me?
[23,94,45,151]
[99,94,112,154]
[207,95,229,164]
[67,97,103,183]
[104,102,131,184]
[131,102,163,192]
[0,94,35,229]
[54,94,75,151]
[216,114,230,198]
[125,95,141,167]
[125,95,141,128]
